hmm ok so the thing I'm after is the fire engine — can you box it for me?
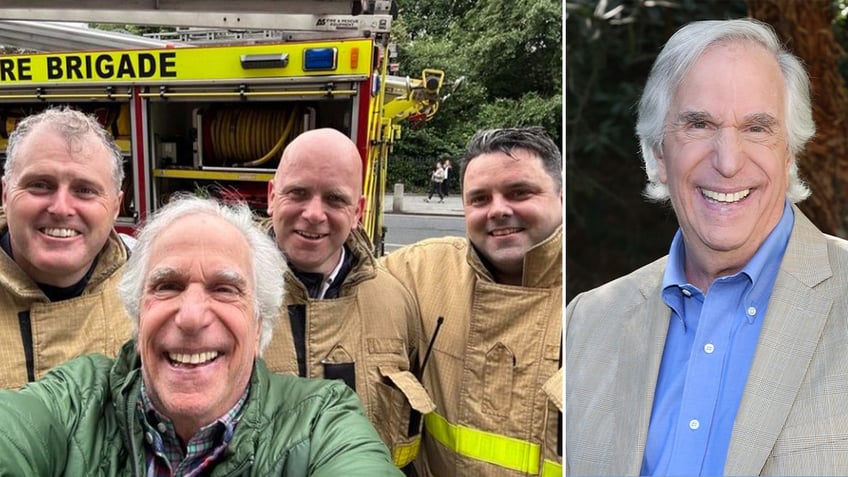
[0,1,449,253]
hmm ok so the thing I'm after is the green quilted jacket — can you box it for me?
[0,341,401,476]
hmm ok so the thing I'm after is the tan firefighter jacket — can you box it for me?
[0,217,131,389]
[381,225,563,477]
[262,229,435,468]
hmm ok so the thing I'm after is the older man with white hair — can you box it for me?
[0,195,400,476]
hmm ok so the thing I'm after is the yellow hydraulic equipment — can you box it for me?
[362,67,446,249]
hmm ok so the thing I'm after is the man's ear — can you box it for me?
[655,148,669,184]
[353,195,365,225]
[112,190,124,221]
[266,180,275,216]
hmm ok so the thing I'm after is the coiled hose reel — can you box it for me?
[203,106,300,167]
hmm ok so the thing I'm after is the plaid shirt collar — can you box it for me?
[137,381,249,477]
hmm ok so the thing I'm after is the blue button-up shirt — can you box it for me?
[641,201,794,476]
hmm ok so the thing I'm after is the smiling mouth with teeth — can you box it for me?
[41,227,80,238]
[490,227,523,237]
[168,351,219,367]
[700,188,751,204]
[296,231,327,240]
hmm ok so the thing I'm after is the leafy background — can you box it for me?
[388,0,563,193]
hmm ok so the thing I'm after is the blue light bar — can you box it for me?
[303,48,338,71]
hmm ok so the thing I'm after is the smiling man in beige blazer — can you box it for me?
[567,18,848,476]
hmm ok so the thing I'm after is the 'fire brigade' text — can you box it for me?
[0,51,178,82]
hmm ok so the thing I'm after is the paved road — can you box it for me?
[382,193,465,253]
[383,214,465,253]
[383,192,464,217]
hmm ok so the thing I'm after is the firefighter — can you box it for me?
[263,128,433,471]
[381,126,563,476]
[0,107,131,389]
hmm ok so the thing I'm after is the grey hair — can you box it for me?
[118,195,286,355]
[4,106,125,194]
[460,126,562,191]
[636,18,814,203]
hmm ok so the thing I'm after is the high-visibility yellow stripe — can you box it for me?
[542,459,563,476]
[425,412,541,474]
[392,437,421,467]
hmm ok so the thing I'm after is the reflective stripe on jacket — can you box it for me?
[263,228,434,466]
[0,217,131,389]
[381,226,563,476]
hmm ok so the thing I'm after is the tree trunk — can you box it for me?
[748,0,848,236]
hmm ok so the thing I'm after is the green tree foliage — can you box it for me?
[398,0,479,40]
[388,0,562,191]
[457,0,561,101]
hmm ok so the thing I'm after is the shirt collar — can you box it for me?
[662,199,795,320]
[321,244,346,298]
[138,380,248,454]
[291,244,350,299]
[742,200,795,303]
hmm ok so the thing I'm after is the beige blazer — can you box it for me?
[566,206,848,475]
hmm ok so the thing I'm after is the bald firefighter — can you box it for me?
[0,107,131,389]
[381,127,563,476]
[263,128,434,472]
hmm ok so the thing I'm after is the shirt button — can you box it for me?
[157,422,168,433]
[681,288,692,297]
[145,432,154,444]
[704,343,714,354]
[689,419,700,430]
[747,306,757,316]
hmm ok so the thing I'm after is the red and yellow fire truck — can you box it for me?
[0,3,446,252]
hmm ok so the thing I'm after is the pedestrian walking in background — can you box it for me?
[426,161,446,203]
[441,159,453,197]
